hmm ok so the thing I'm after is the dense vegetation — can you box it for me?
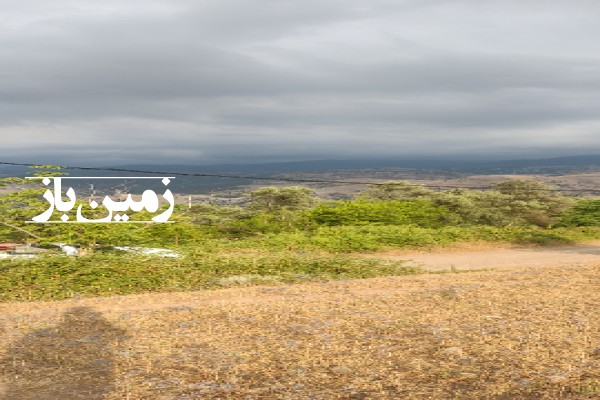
[2,167,600,301]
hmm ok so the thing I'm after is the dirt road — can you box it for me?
[363,240,600,271]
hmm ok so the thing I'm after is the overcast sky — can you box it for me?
[1,0,600,166]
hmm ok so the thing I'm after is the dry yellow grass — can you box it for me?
[1,264,599,399]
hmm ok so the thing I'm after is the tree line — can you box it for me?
[1,169,599,248]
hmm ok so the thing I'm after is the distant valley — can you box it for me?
[3,155,600,201]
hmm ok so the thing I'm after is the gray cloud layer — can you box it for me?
[1,0,600,165]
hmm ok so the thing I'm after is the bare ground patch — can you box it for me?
[359,240,600,272]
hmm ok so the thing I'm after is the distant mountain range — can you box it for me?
[101,154,600,174]
[3,154,600,193]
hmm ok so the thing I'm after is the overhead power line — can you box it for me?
[1,161,600,194]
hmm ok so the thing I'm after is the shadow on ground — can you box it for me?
[0,307,126,400]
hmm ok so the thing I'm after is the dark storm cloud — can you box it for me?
[1,0,600,165]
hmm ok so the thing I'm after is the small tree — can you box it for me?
[491,180,573,227]
[235,186,320,234]
[0,165,67,243]
[434,189,516,226]
[246,186,319,213]
[361,181,436,201]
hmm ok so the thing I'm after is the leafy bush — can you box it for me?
[560,199,600,226]
[0,251,420,302]
[309,199,459,227]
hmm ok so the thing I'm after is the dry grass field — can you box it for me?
[1,258,599,399]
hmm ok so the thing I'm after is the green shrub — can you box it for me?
[0,250,420,302]
[560,199,600,227]
[309,199,458,227]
